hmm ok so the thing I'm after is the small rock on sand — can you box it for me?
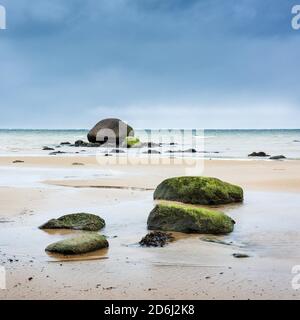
[140,231,174,247]
[233,253,250,258]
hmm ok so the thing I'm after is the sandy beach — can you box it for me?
[0,155,300,299]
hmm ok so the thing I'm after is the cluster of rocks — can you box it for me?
[41,119,289,164]
[42,118,219,155]
[248,151,286,160]
[40,213,108,255]
[39,118,249,254]
[42,118,141,154]
[147,176,242,235]
[39,176,244,255]
[140,176,248,258]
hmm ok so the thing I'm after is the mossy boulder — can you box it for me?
[46,233,109,255]
[154,176,243,205]
[147,203,235,234]
[123,136,141,148]
[39,213,105,231]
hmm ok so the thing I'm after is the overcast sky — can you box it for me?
[0,0,300,129]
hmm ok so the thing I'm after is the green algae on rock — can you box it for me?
[39,213,105,231]
[45,233,109,255]
[154,176,243,205]
[123,136,141,148]
[147,203,235,234]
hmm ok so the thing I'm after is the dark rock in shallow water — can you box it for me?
[133,142,160,148]
[140,231,174,247]
[165,149,197,153]
[12,160,24,163]
[39,213,105,231]
[60,142,71,145]
[142,149,161,154]
[49,151,66,155]
[45,233,108,255]
[87,118,134,145]
[233,253,249,258]
[86,142,101,147]
[184,148,197,153]
[72,162,84,166]
[110,149,125,153]
[143,142,161,148]
[147,203,235,234]
[74,140,88,147]
[269,155,286,160]
[154,176,243,205]
[43,147,55,151]
[248,151,269,157]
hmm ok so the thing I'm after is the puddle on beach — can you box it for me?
[0,166,122,188]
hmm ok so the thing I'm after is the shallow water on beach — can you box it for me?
[1,188,299,266]
[0,166,122,188]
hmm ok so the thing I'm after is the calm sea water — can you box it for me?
[0,129,299,159]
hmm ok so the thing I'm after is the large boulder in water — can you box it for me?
[87,118,134,145]
[147,203,235,234]
[39,213,105,231]
[154,176,243,205]
[45,233,109,255]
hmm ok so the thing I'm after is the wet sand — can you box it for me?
[0,156,300,299]
[1,155,300,192]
